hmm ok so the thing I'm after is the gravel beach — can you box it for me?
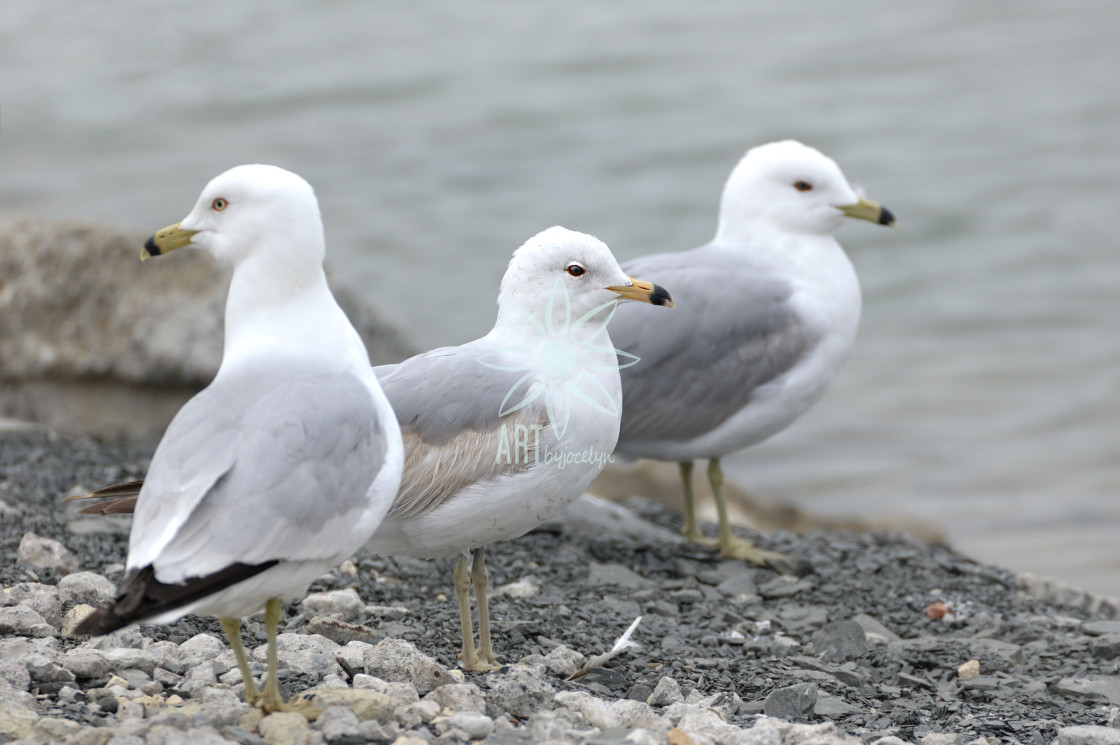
[2,431,1119,745]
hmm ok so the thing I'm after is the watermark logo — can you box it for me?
[478,276,638,468]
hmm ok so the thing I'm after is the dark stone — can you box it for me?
[757,577,813,599]
[715,573,758,598]
[581,667,628,691]
[1081,622,1120,637]
[1090,635,1120,660]
[812,620,869,661]
[627,683,653,701]
[763,682,818,721]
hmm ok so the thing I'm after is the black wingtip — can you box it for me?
[74,561,280,636]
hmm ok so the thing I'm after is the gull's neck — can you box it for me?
[490,290,612,348]
[709,218,845,275]
[219,251,369,373]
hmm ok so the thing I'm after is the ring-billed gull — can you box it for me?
[74,165,404,717]
[69,226,673,671]
[608,140,895,564]
[371,226,672,670]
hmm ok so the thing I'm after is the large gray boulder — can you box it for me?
[0,218,415,440]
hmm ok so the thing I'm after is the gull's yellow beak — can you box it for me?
[838,197,897,227]
[141,223,198,261]
[607,277,675,308]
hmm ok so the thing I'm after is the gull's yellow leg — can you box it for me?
[471,548,502,671]
[708,457,785,566]
[453,554,482,670]
[258,598,321,720]
[220,617,259,705]
[679,461,705,543]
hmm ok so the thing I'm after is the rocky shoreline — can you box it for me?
[3,431,1120,745]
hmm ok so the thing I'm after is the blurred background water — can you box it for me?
[3,1,1118,595]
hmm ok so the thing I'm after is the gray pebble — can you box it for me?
[57,571,117,606]
[59,648,110,680]
[1091,635,1120,660]
[352,673,420,706]
[427,682,486,713]
[763,682,818,721]
[363,638,452,696]
[586,562,652,588]
[0,660,32,691]
[8,582,62,627]
[757,576,814,599]
[487,665,556,718]
[315,704,361,741]
[812,620,869,661]
[1054,725,1120,745]
[0,606,56,637]
[647,676,683,707]
[1082,622,1120,637]
[716,573,758,598]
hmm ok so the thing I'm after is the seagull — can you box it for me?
[70,226,673,673]
[369,226,672,670]
[74,165,404,718]
[607,140,895,564]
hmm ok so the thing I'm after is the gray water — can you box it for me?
[4,1,1119,596]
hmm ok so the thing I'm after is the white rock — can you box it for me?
[7,583,62,627]
[352,674,419,707]
[494,576,541,598]
[0,697,39,741]
[446,710,494,739]
[541,645,585,678]
[426,682,486,713]
[60,604,97,638]
[487,664,556,718]
[0,606,55,637]
[337,641,374,673]
[57,571,117,606]
[957,659,981,680]
[611,699,663,728]
[251,632,341,676]
[59,649,110,680]
[0,661,31,691]
[16,532,78,573]
[316,705,361,742]
[177,633,225,664]
[301,588,365,621]
[1054,725,1120,745]
[648,675,685,706]
[555,691,617,730]
[363,638,453,696]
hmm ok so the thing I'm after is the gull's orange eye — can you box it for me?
[211,197,228,211]
[566,263,585,277]
[793,181,813,192]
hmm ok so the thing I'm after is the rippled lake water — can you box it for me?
[3,0,1119,595]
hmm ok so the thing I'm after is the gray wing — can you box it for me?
[378,340,549,520]
[130,356,387,580]
[610,249,812,444]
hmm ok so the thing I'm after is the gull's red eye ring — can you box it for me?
[566,264,585,277]
[211,197,228,211]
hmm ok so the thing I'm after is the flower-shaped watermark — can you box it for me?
[478,275,638,442]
